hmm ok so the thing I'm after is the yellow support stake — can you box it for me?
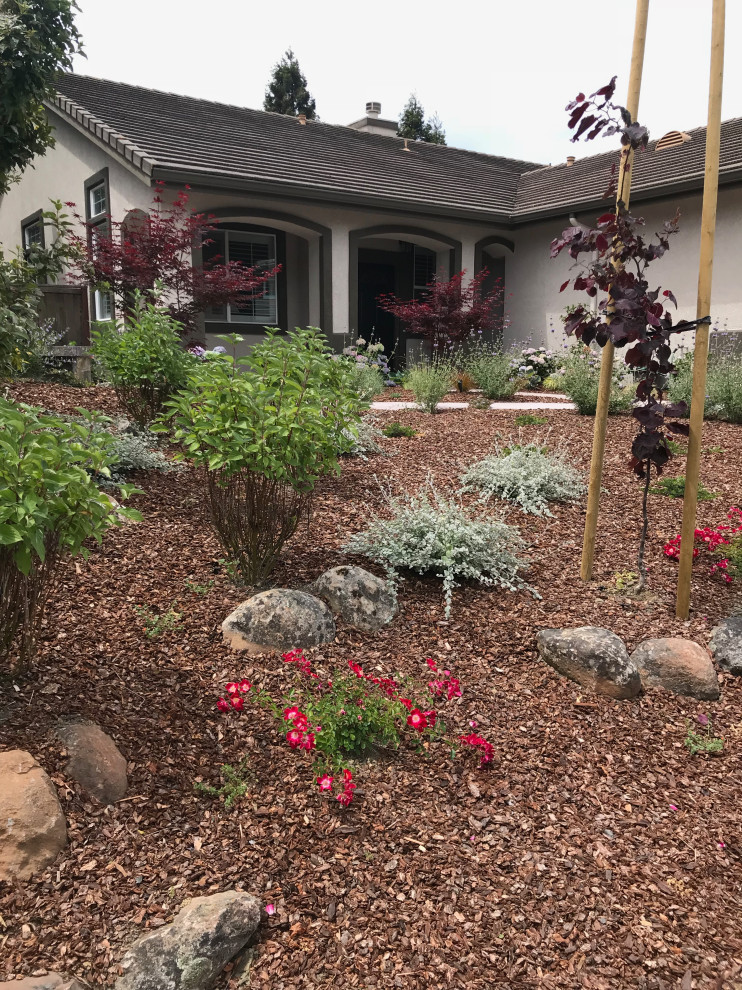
[581,0,650,582]
[676,0,725,619]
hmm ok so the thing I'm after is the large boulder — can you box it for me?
[116,891,262,990]
[310,565,397,633]
[0,976,89,990]
[631,637,720,700]
[55,722,128,804]
[536,626,641,699]
[0,750,67,881]
[709,617,742,675]
[222,589,336,655]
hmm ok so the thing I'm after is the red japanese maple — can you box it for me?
[377,268,506,349]
[67,183,279,335]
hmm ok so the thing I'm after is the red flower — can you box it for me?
[337,791,353,806]
[231,696,244,711]
[317,773,334,791]
[447,679,462,700]
[286,729,304,749]
[343,768,353,782]
[407,709,428,731]
[283,706,300,722]
[422,710,437,728]
[300,732,316,751]
[398,698,413,711]
[426,658,438,671]
[238,679,251,693]
[225,682,239,694]
[217,698,230,712]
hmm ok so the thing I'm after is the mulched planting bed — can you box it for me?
[2,385,742,988]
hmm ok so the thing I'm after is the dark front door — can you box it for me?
[357,261,397,356]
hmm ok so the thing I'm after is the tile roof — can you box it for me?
[52,74,541,223]
[51,74,742,226]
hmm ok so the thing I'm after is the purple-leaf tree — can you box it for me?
[552,79,709,588]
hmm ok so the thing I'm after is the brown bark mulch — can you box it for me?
[2,385,742,989]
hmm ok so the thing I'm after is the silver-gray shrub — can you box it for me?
[340,415,387,459]
[461,441,585,517]
[464,342,517,399]
[109,432,176,475]
[345,362,385,404]
[344,480,535,617]
[404,359,453,413]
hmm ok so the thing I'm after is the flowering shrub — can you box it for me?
[345,479,535,617]
[559,344,635,415]
[404,360,453,413]
[464,342,517,400]
[342,336,393,381]
[511,346,560,388]
[664,507,742,584]
[461,442,586,517]
[213,650,494,807]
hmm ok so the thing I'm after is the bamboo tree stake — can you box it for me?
[676,0,725,619]
[581,0,651,581]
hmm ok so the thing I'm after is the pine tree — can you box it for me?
[263,48,318,119]
[397,94,446,146]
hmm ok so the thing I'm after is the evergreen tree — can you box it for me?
[397,94,446,145]
[263,48,317,119]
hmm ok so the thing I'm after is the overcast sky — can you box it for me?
[71,0,739,166]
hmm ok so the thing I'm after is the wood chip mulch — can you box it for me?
[2,383,742,989]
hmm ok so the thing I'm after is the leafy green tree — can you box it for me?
[0,0,83,195]
[263,48,317,119]
[397,94,446,145]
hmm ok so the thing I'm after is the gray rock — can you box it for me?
[0,973,88,990]
[222,589,335,655]
[0,976,89,990]
[310,565,396,633]
[631,637,720,700]
[55,722,128,804]
[709,617,742,675]
[116,891,262,990]
[536,626,641,699]
[0,750,67,881]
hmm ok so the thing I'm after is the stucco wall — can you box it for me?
[0,112,152,253]
[506,185,742,350]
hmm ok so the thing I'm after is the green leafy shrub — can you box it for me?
[464,342,517,400]
[91,298,195,426]
[345,480,534,617]
[383,421,416,438]
[133,602,183,638]
[560,346,635,415]
[461,442,585,516]
[194,759,253,809]
[684,715,723,756]
[652,476,716,500]
[164,328,361,583]
[404,360,452,413]
[0,398,139,663]
[669,348,742,423]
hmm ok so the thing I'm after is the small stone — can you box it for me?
[536,626,640,699]
[310,565,396,633]
[115,890,262,990]
[54,722,128,805]
[0,976,89,990]
[631,637,720,700]
[0,750,67,881]
[709,617,742,675]
[221,589,335,655]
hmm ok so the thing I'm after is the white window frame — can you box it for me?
[205,230,278,325]
[23,220,43,251]
[88,180,108,219]
[94,289,113,322]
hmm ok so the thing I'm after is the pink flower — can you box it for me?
[426,658,438,671]
[238,679,251,692]
[718,841,727,849]
[407,709,428,731]
[225,682,239,694]
[669,804,678,811]
[265,903,276,915]
[217,698,230,713]
[317,774,334,791]
[337,791,353,806]
[422,710,437,728]
[231,696,244,711]
[301,732,316,751]
[286,729,304,749]
[447,678,462,700]
[283,706,300,722]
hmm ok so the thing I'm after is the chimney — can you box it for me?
[297,113,307,125]
[566,155,575,166]
[348,101,399,137]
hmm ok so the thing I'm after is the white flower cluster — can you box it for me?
[345,480,535,617]
[461,442,585,517]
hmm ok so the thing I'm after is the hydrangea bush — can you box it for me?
[345,480,535,616]
[342,335,393,381]
[511,345,560,388]
[461,442,586,516]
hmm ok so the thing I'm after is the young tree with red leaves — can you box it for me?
[377,269,506,351]
[67,183,279,336]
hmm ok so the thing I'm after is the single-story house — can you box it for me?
[1,72,742,359]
